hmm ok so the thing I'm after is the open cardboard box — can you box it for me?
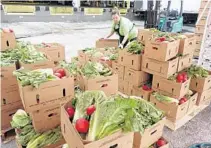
[145,39,179,62]
[112,61,125,80]
[30,101,68,133]
[17,68,74,112]
[177,54,192,72]
[61,101,134,148]
[118,79,125,93]
[78,67,118,96]
[178,34,196,55]
[150,94,189,122]
[133,117,166,148]
[152,75,191,99]
[1,101,23,130]
[137,29,154,45]
[195,33,203,42]
[1,85,21,106]
[142,56,178,78]
[16,137,66,148]
[124,68,150,87]
[35,43,65,62]
[133,86,153,101]
[1,29,17,51]
[19,54,54,70]
[196,89,211,106]
[190,71,211,93]
[95,39,119,48]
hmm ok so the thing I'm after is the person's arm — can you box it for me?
[120,33,129,45]
[106,30,115,38]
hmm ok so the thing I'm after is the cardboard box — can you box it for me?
[177,54,192,72]
[124,68,150,87]
[1,29,16,51]
[195,33,203,42]
[195,41,202,49]
[16,137,66,148]
[198,8,210,17]
[142,56,178,78]
[36,43,65,62]
[137,29,154,45]
[133,118,165,148]
[61,101,134,148]
[31,103,65,133]
[190,72,211,92]
[132,86,153,101]
[1,64,18,89]
[19,55,54,70]
[150,95,188,122]
[90,57,113,68]
[96,39,119,48]
[124,52,142,71]
[1,85,21,106]
[187,93,198,112]
[18,69,74,112]
[112,61,125,80]
[178,34,196,55]
[145,40,179,61]
[152,75,191,99]
[1,101,23,130]
[195,25,205,34]
[118,50,125,66]
[118,79,124,93]
[196,16,208,26]
[196,89,211,106]
[200,0,211,8]
[78,72,118,96]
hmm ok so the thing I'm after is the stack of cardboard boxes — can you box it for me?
[1,29,24,132]
[194,0,211,57]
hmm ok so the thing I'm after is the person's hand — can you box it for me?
[118,44,123,49]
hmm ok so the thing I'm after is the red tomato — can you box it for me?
[75,118,89,133]
[86,105,96,115]
[54,73,62,78]
[179,99,185,105]
[55,68,66,77]
[176,74,184,83]
[181,97,188,102]
[156,139,166,147]
[66,107,75,118]
[159,37,166,42]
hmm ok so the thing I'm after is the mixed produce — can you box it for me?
[11,109,63,148]
[79,62,113,78]
[152,32,181,42]
[168,72,189,83]
[149,138,168,148]
[0,41,47,66]
[59,61,78,76]
[66,91,164,141]
[186,65,209,78]
[13,68,65,88]
[126,40,145,54]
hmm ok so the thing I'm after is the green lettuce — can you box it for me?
[10,109,31,128]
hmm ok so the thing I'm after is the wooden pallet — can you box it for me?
[165,104,209,131]
[1,127,16,144]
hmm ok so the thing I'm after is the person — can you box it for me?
[106,7,138,48]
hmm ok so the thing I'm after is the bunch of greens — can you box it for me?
[126,41,145,54]
[59,61,78,76]
[152,92,179,104]
[77,92,164,141]
[13,68,57,88]
[26,126,62,148]
[79,62,112,78]
[0,48,21,66]
[153,32,179,42]
[11,109,31,129]
[73,90,107,123]
[187,65,209,78]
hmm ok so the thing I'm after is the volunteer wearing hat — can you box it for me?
[106,7,138,48]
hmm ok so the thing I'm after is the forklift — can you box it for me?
[145,0,184,33]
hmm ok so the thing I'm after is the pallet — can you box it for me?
[1,127,16,144]
[165,104,209,131]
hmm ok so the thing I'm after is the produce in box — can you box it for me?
[126,40,145,54]
[11,109,63,148]
[149,137,168,148]
[186,65,209,78]
[78,61,113,78]
[59,61,78,77]
[66,91,164,141]
[168,71,189,83]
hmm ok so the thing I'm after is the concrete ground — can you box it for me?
[1,21,211,148]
